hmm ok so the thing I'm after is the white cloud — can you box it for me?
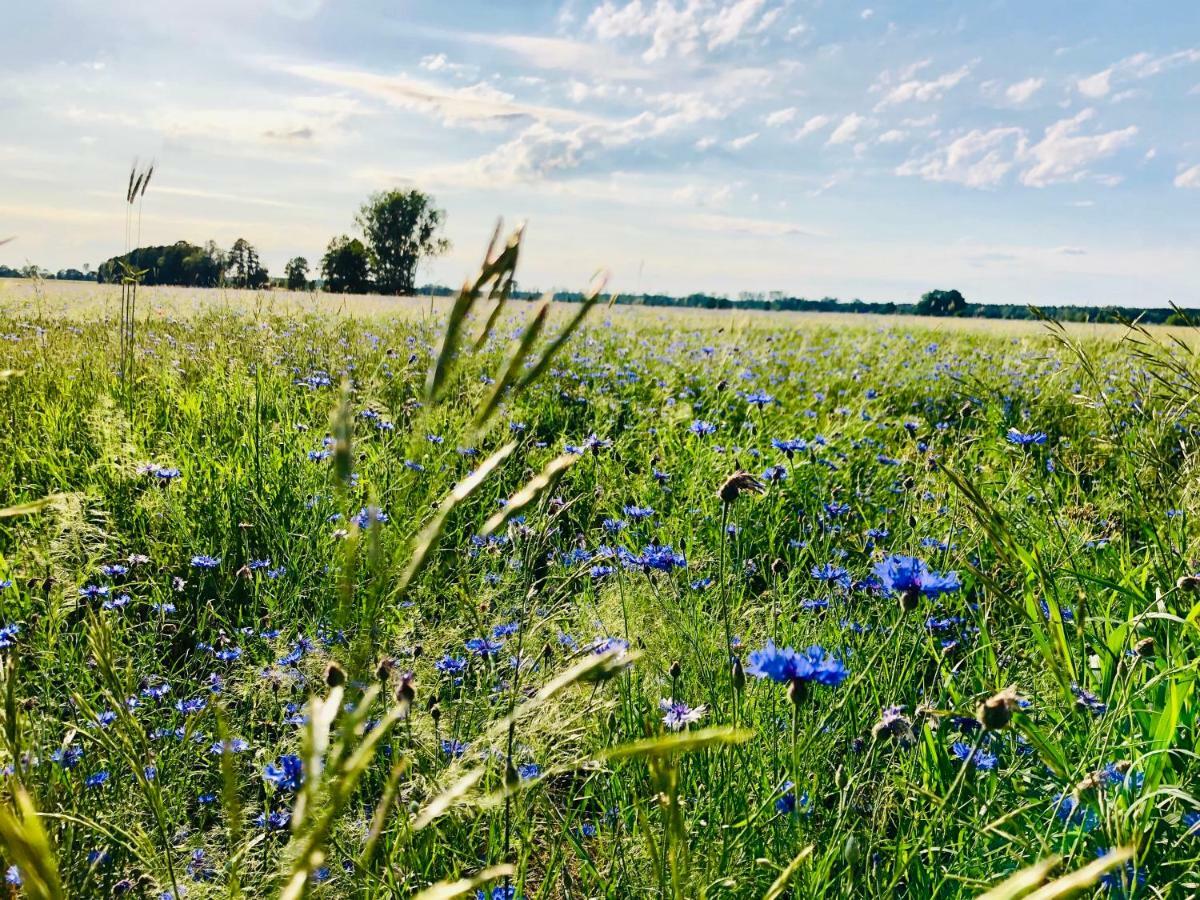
[896,127,1023,188]
[764,106,796,127]
[794,114,831,139]
[586,0,782,62]
[684,211,821,237]
[877,129,907,144]
[1005,77,1044,104]
[1019,108,1137,187]
[827,113,867,145]
[704,0,768,49]
[897,109,1138,189]
[417,53,472,77]
[1078,48,1200,98]
[1077,69,1112,98]
[451,32,651,81]
[860,8,874,20]
[728,131,759,149]
[279,63,596,129]
[695,136,717,150]
[1176,164,1200,188]
[874,65,972,109]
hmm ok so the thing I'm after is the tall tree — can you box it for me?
[284,256,309,291]
[227,238,268,289]
[321,236,370,294]
[355,190,449,295]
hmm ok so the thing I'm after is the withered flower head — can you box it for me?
[977,686,1022,731]
[718,471,765,504]
[324,661,346,688]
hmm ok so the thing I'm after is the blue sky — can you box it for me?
[2,0,1198,305]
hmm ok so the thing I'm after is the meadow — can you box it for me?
[1,240,1199,899]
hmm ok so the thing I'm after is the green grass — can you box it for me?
[1,256,1199,898]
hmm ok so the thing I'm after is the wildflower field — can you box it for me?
[2,257,1200,898]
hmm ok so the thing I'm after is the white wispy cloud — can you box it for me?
[874,64,972,109]
[764,106,796,127]
[1176,164,1200,188]
[896,109,1138,189]
[827,113,867,145]
[1005,77,1044,104]
[794,114,831,139]
[896,127,1024,188]
[586,0,782,62]
[1078,48,1200,98]
[1019,109,1137,186]
[684,211,822,237]
[278,62,598,129]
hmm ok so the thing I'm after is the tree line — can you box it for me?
[81,189,449,295]
[6,189,1197,324]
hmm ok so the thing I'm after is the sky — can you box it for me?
[1,0,1198,306]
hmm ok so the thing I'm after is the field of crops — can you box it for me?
[2,257,1200,899]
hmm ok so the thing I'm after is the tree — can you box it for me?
[284,257,309,291]
[355,190,449,295]
[227,238,269,289]
[321,236,371,294]
[915,288,968,317]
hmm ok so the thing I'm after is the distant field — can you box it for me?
[0,277,1180,340]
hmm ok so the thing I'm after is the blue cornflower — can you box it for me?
[441,739,468,758]
[0,623,19,649]
[209,738,249,755]
[746,641,848,687]
[775,781,811,815]
[950,741,997,770]
[743,388,775,407]
[622,504,655,521]
[1097,849,1146,895]
[811,563,851,589]
[352,506,389,529]
[466,637,504,657]
[658,698,708,731]
[1052,792,1099,831]
[1072,683,1107,716]
[435,655,467,674]
[689,420,717,436]
[263,754,304,792]
[874,554,960,609]
[85,770,110,787]
[1006,428,1048,446]
[633,545,686,572]
[5,865,20,886]
[79,584,110,600]
[1182,810,1200,836]
[175,697,207,715]
[190,555,221,570]
[771,437,807,456]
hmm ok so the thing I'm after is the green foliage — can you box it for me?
[284,257,309,292]
[355,189,450,296]
[3,258,1200,896]
[320,235,371,294]
[96,241,225,287]
[916,288,968,316]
